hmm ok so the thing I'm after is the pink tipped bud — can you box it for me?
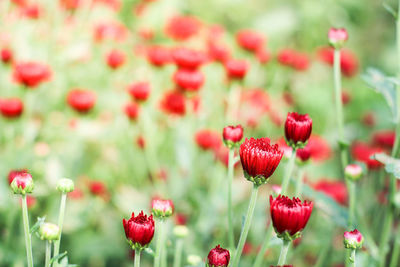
[207,245,230,267]
[344,229,363,249]
[344,164,363,181]
[151,198,174,218]
[10,172,34,195]
[222,125,243,148]
[328,28,348,49]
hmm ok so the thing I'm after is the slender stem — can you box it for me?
[45,241,51,267]
[173,239,183,267]
[281,149,296,195]
[379,209,393,267]
[295,167,305,196]
[226,82,240,124]
[53,193,67,266]
[134,249,141,267]
[350,249,356,267]
[277,240,290,265]
[227,148,235,249]
[21,195,34,267]
[389,225,400,267]
[231,185,259,267]
[252,224,273,267]
[347,180,356,227]
[154,219,164,267]
[333,48,349,169]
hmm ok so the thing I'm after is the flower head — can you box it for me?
[224,59,249,80]
[128,82,150,102]
[0,98,24,118]
[284,112,312,148]
[296,146,311,163]
[56,178,75,193]
[172,47,206,70]
[151,198,174,219]
[351,142,383,169]
[160,90,186,116]
[236,29,264,52]
[67,89,96,113]
[106,49,126,69]
[344,164,363,181]
[195,129,222,151]
[329,28,348,49]
[270,195,313,241]
[124,102,140,121]
[314,179,348,205]
[8,169,29,185]
[223,125,243,148]
[344,229,363,250]
[147,46,171,67]
[239,138,283,186]
[1,48,13,64]
[122,211,155,250]
[39,223,60,242]
[10,172,34,195]
[173,68,205,92]
[165,15,200,41]
[13,61,51,88]
[207,245,230,267]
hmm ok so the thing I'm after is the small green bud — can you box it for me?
[39,223,60,242]
[173,225,189,238]
[56,178,74,193]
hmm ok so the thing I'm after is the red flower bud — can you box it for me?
[123,211,155,250]
[222,125,243,148]
[343,229,363,249]
[124,102,140,121]
[195,129,222,151]
[10,172,34,195]
[8,169,29,185]
[160,90,186,116]
[284,112,312,148]
[165,16,200,41]
[13,61,51,88]
[106,49,125,69]
[147,46,171,67]
[207,245,230,267]
[328,28,348,48]
[1,48,13,64]
[0,98,24,118]
[236,29,264,52]
[128,82,150,102]
[151,198,174,218]
[172,47,206,70]
[270,195,313,240]
[296,146,311,163]
[239,138,283,186]
[224,59,249,80]
[67,89,96,113]
[173,68,205,92]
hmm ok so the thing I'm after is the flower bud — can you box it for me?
[344,229,363,249]
[207,245,230,267]
[224,59,249,80]
[222,125,243,148]
[344,164,363,181]
[151,198,174,219]
[39,223,60,242]
[173,225,189,238]
[284,112,312,149]
[10,172,34,195]
[123,211,155,250]
[296,146,311,164]
[56,178,75,193]
[328,27,348,49]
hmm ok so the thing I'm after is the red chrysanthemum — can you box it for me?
[173,68,205,92]
[172,47,206,70]
[122,211,155,249]
[160,90,186,116]
[13,61,51,88]
[313,179,348,206]
[106,49,126,69]
[236,29,264,52]
[165,15,200,41]
[284,112,312,148]
[207,245,230,267]
[0,98,24,118]
[128,82,150,102]
[195,129,222,151]
[67,89,96,113]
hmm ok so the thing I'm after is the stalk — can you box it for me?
[173,239,183,267]
[21,195,34,267]
[295,167,305,196]
[277,240,290,266]
[231,185,259,267]
[53,193,67,266]
[252,224,273,267]
[154,220,164,267]
[281,150,296,195]
[45,241,51,267]
[389,225,400,267]
[227,148,235,249]
[349,249,356,267]
[347,180,356,227]
[226,82,240,124]
[134,249,141,267]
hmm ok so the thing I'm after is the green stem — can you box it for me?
[231,185,259,267]
[389,225,400,267]
[21,195,34,267]
[252,224,273,267]
[347,180,356,227]
[295,167,305,196]
[226,82,241,124]
[333,48,349,168]
[281,149,296,195]
[53,193,67,266]
[134,249,141,267]
[349,249,356,267]
[277,240,290,265]
[45,241,51,267]
[227,148,235,249]
[173,239,183,267]
[379,209,393,267]
[154,220,164,267]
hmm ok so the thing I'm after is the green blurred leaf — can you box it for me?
[362,68,399,122]
[29,217,45,235]
[383,2,397,18]
[371,153,400,178]
[50,251,68,265]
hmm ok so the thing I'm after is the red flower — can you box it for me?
[94,22,127,42]
[314,179,348,205]
[21,4,41,19]
[223,125,243,145]
[277,49,310,71]
[317,47,359,77]
[224,59,249,80]
[106,49,126,69]
[343,229,363,249]
[351,142,383,169]
[175,213,188,225]
[160,90,186,116]
[10,172,34,194]
[67,89,96,113]
[328,28,348,48]
[291,52,309,71]
[8,169,28,185]
[60,0,81,10]
[172,47,206,70]
[122,211,155,249]
[296,146,311,162]
[256,48,271,64]
[240,138,283,186]
[124,102,140,121]
[151,198,174,218]
[128,82,150,102]
[195,129,222,151]
[136,136,146,149]
[147,46,171,67]
[1,48,13,64]
[236,29,264,52]
[208,42,230,63]
[173,68,205,92]
[372,130,395,149]
[13,61,51,88]
[165,15,200,41]
[341,91,351,105]
[270,195,313,238]
[0,98,24,118]
[207,245,230,267]
[284,112,312,148]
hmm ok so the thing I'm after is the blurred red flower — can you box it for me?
[195,129,222,151]
[106,49,126,69]
[147,46,171,67]
[236,29,264,52]
[173,68,205,92]
[372,130,395,150]
[1,48,13,64]
[13,61,51,88]
[94,22,127,42]
[313,179,348,205]
[128,82,150,102]
[351,142,383,169]
[317,47,359,77]
[224,59,249,80]
[67,89,96,113]
[165,15,200,41]
[160,90,186,116]
[124,102,140,121]
[277,49,310,71]
[0,98,24,118]
[172,47,206,70]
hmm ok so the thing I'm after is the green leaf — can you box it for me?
[383,2,397,18]
[144,247,155,257]
[50,251,68,265]
[29,216,45,235]
[362,68,399,122]
[371,153,400,178]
